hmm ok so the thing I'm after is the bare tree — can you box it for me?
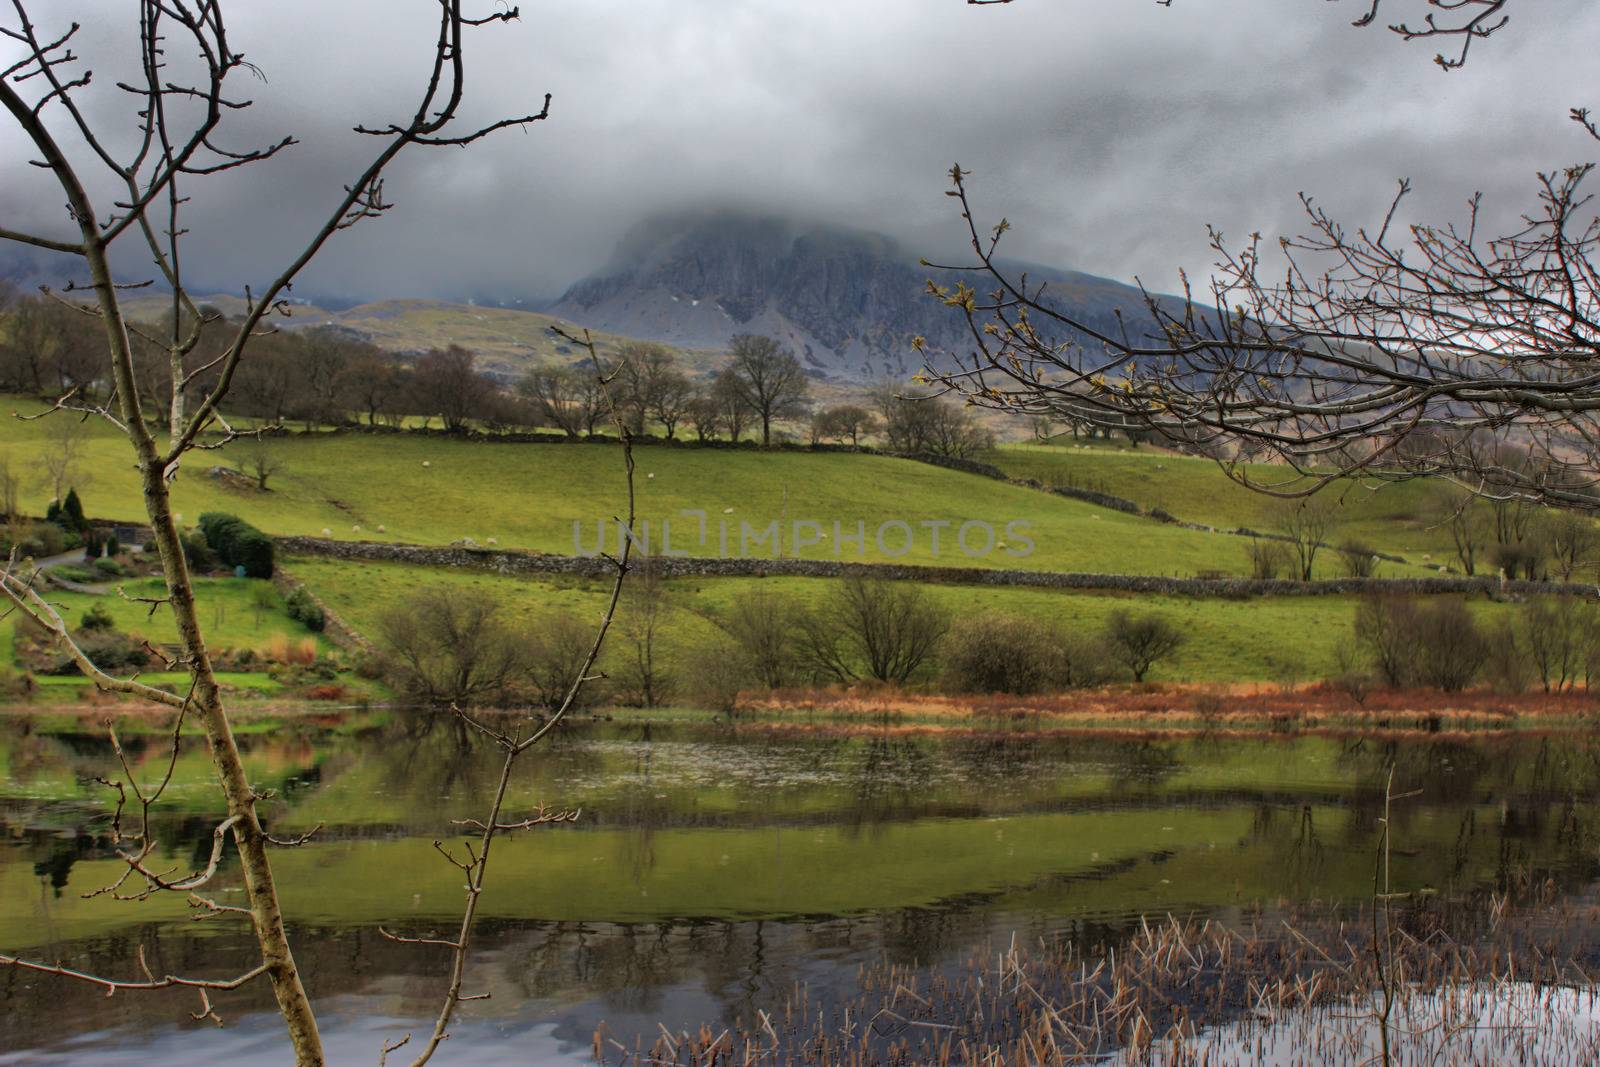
[1543,510,1599,582]
[922,398,995,458]
[687,389,725,442]
[0,5,551,1064]
[1103,609,1185,683]
[726,334,810,446]
[1337,539,1380,578]
[1521,596,1597,693]
[1244,537,1291,580]
[1354,592,1421,688]
[235,433,284,491]
[520,364,603,438]
[525,610,604,709]
[617,554,671,706]
[336,349,405,427]
[613,342,682,435]
[650,367,694,440]
[715,588,796,689]
[799,575,950,685]
[1273,496,1340,581]
[2,294,78,393]
[377,586,526,706]
[412,345,493,432]
[712,366,749,443]
[1431,486,1486,576]
[38,414,90,504]
[814,403,878,448]
[1412,598,1486,692]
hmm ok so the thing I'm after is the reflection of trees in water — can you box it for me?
[31,833,92,896]
[844,735,937,827]
[1248,802,1328,893]
[1106,740,1182,792]
[488,909,995,1035]
[1338,735,1600,808]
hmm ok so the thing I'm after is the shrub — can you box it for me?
[231,529,275,578]
[1103,610,1185,682]
[941,612,1063,695]
[92,556,125,577]
[19,521,67,558]
[61,489,87,534]
[526,611,600,710]
[1056,633,1122,688]
[284,587,326,633]
[1482,619,1532,694]
[198,512,274,577]
[1354,592,1421,687]
[180,528,216,571]
[715,589,798,689]
[1520,596,1599,693]
[377,586,524,706]
[1244,538,1291,580]
[79,603,116,631]
[683,633,746,715]
[105,534,121,557]
[794,576,950,685]
[1413,599,1486,692]
[1337,540,1379,578]
[47,629,145,673]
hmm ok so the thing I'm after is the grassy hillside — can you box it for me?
[0,398,1423,579]
[122,296,723,381]
[0,576,338,697]
[286,557,1517,684]
[988,443,1466,564]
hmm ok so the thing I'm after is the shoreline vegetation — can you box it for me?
[592,896,1600,1066]
[4,681,1598,737]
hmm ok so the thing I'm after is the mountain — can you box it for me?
[548,211,1175,382]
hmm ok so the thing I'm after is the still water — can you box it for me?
[2,714,1598,1063]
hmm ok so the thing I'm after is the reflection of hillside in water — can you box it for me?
[5,717,1600,1060]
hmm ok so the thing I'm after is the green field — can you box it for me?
[1,576,337,696]
[987,442,1465,564]
[0,397,1433,580]
[285,556,1518,684]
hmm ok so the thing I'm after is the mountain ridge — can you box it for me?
[548,210,1175,382]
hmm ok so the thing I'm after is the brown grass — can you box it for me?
[736,683,1599,741]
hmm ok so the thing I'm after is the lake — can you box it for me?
[4,714,1600,1064]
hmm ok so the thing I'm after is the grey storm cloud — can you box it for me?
[1,0,1594,305]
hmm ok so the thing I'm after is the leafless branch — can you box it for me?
[0,4,548,1060]
[387,328,635,1067]
[924,163,1600,512]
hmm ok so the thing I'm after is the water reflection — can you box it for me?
[4,714,1600,1061]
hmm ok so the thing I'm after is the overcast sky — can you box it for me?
[1,1,1594,305]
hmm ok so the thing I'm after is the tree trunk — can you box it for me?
[52,147,327,1061]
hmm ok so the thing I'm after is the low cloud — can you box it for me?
[1,1,1592,305]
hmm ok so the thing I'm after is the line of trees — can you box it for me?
[1429,478,1599,582]
[2,286,1000,454]
[1344,591,1600,696]
[374,570,1189,709]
